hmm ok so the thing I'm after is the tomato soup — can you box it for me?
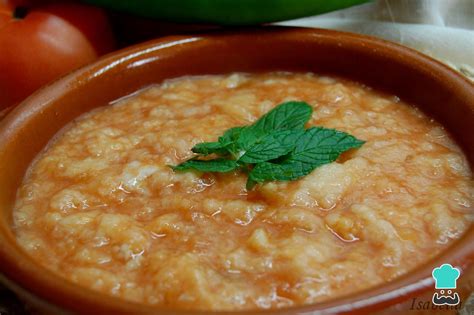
[12,73,474,310]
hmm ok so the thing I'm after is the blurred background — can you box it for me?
[108,0,474,79]
[1,0,473,117]
[280,0,474,80]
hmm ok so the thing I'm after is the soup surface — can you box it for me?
[13,73,473,310]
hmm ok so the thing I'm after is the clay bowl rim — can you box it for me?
[0,27,473,315]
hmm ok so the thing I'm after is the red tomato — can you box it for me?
[37,3,115,55]
[0,0,29,10]
[0,8,9,28]
[0,2,115,110]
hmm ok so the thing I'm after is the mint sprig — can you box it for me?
[171,101,365,190]
[172,158,239,173]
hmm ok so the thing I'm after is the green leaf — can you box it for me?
[218,126,245,146]
[248,162,297,183]
[171,100,365,191]
[218,126,245,155]
[172,158,239,173]
[238,129,304,164]
[192,141,227,155]
[245,177,258,190]
[192,127,245,155]
[249,127,365,182]
[237,101,313,150]
[252,101,313,132]
[288,127,365,165]
[192,127,245,156]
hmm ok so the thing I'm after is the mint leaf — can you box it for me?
[173,158,238,173]
[248,127,365,183]
[192,127,245,156]
[218,126,245,155]
[287,127,365,166]
[171,101,365,191]
[238,129,304,164]
[192,141,228,155]
[246,177,258,190]
[218,127,244,146]
[252,101,313,132]
[237,101,312,150]
[248,162,304,186]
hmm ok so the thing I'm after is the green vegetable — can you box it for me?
[246,101,312,133]
[239,129,304,164]
[172,101,365,190]
[192,126,244,156]
[192,101,311,158]
[84,0,371,26]
[172,158,238,173]
[247,127,365,188]
[192,141,228,155]
[237,101,312,151]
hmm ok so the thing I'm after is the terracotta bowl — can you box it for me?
[0,27,473,314]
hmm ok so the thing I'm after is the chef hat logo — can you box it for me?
[432,264,460,289]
